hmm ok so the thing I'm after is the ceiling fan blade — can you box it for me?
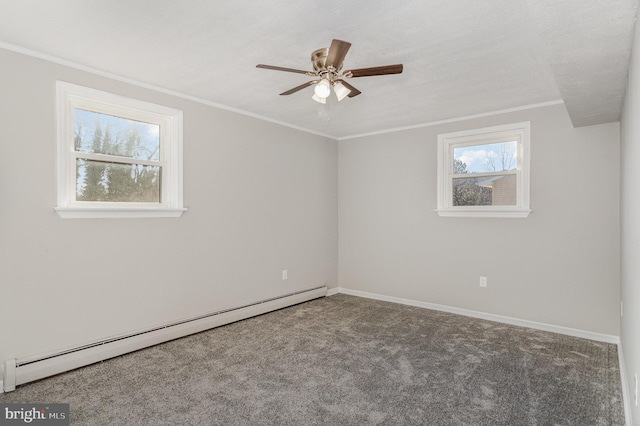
[325,39,351,71]
[279,80,318,96]
[343,64,403,78]
[336,79,361,98]
[257,64,314,75]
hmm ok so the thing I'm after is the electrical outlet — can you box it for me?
[282,270,288,280]
[479,276,487,288]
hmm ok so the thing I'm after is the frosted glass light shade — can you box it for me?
[312,93,326,104]
[333,82,351,101]
[314,79,331,98]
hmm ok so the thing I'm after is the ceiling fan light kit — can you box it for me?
[314,79,332,98]
[257,39,403,103]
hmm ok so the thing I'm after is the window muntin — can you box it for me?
[436,122,530,218]
[56,82,185,218]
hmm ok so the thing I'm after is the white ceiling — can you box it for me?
[0,0,637,139]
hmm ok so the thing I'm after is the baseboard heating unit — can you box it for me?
[2,285,327,393]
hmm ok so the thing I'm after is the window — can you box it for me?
[56,82,185,218]
[436,122,530,218]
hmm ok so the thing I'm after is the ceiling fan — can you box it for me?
[256,39,403,104]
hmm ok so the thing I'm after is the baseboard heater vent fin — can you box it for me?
[3,285,327,392]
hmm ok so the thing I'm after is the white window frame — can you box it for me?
[436,122,531,218]
[55,81,186,219]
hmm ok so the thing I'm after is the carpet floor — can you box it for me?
[0,294,625,425]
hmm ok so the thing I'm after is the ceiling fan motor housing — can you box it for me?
[312,48,334,76]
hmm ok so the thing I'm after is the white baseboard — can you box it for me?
[618,343,633,426]
[4,286,327,392]
[326,287,340,296]
[330,287,620,344]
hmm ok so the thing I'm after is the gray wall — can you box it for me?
[0,49,338,368]
[621,19,640,425]
[340,103,620,335]
[0,44,624,387]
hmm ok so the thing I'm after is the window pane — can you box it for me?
[74,109,160,161]
[453,175,516,206]
[453,141,517,174]
[76,159,160,203]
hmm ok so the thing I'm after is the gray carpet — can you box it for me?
[0,294,625,425]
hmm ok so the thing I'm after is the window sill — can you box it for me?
[55,207,187,219]
[435,208,531,218]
